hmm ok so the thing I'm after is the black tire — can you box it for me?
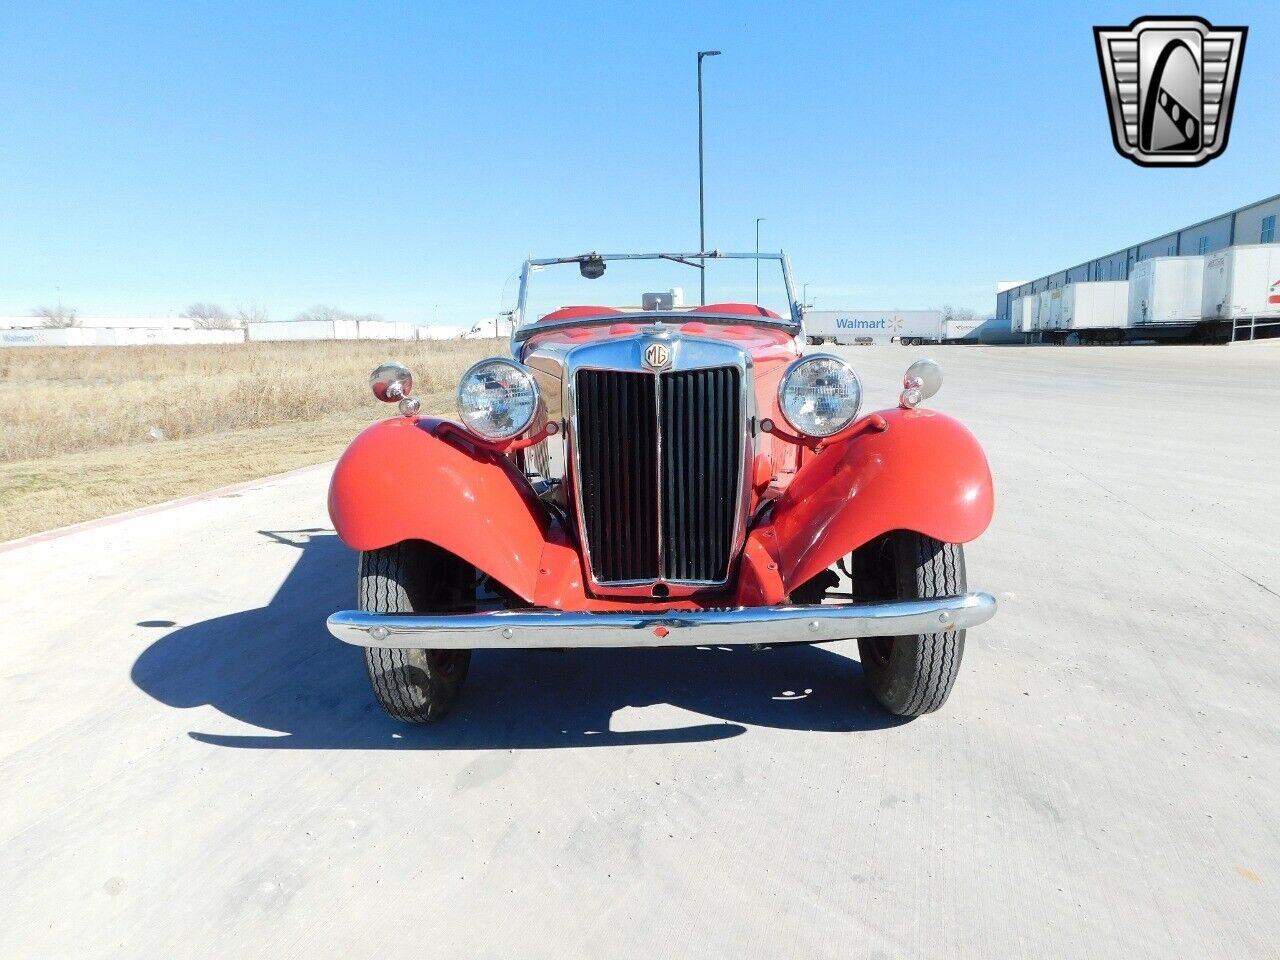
[358,542,472,723]
[853,531,967,716]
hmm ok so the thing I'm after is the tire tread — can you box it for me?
[857,531,967,717]
[357,542,470,723]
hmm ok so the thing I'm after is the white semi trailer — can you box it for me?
[1011,295,1038,339]
[1128,256,1205,328]
[1038,289,1063,337]
[943,318,985,341]
[1055,281,1130,344]
[1120,255,1217,342]
[804,310,943,346]
[1202,244,1280,340]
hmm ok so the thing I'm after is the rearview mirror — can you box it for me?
[579,255,606,280]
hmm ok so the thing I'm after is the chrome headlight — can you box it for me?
[457,358,540,440]
[777,354,862,438]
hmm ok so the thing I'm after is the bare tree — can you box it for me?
[292,305,381,324]
[941,305,981,325]
[235,302,269,325]
[181,302,238,330]
[32,305,78,328]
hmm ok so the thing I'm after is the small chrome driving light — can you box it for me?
[900,358,943,409]
[370,361,413,402]
[457,358,540,440]
[777,354,863,438]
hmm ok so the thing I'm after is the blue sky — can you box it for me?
[1,1,1276,323]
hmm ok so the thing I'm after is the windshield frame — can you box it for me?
[510,251,802,345]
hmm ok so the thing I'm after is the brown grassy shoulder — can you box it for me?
[0,339,494,541]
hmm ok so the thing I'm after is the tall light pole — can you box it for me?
[803,283,811,310]
[697,49,721,305]
[755,217,765,305]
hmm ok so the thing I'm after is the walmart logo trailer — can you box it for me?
[837,317,900,331]
[804,310,943,346]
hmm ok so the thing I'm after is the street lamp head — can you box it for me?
[699,50,722,59]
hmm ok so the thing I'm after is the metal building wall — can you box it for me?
[1233,196,1280,246]
[996,192,1280,321]
[1137,233,1180,261]
[1178,216,1233,255]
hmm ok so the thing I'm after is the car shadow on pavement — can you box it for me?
[131,530,908,750]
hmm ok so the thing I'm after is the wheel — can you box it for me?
[358,541,472,722]
[852,531,967,716]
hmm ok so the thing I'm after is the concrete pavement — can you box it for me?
[2,343,1277,958]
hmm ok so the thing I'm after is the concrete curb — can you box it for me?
[0,461,335,555]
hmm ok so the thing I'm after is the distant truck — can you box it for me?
[943,318,986,342]
[463,317,514,339]
[804,310,943,346]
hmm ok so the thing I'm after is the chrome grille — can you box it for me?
[574,365,742,586]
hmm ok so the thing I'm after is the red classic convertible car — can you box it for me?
[326,252,995,722]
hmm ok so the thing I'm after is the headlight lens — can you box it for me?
[777,355,863,438]
[457,358,540,440]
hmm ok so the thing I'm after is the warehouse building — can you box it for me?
[996,192,1280,335]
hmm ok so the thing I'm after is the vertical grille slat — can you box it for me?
[575,365,741,586]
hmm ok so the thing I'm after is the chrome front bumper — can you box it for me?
[326,592,996,650]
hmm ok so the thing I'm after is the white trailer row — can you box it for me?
[1,319,472,347]
[245,319,473,342]
[97,328,245,346]
[1013,285,1131,343]
[1011,244,1280,344]
[245,319,424,341]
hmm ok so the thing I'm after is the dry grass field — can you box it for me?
[0,339,493,541]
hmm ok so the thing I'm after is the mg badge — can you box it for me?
[1094,16,1247,167]
[643,342,671,370]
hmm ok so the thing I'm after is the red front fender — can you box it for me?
[328,417,555,602]
[767,407,994,592]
